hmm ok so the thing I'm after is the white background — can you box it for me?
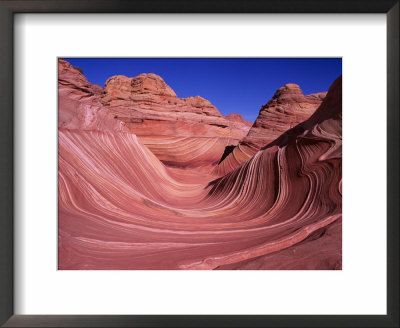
[14,14,387,315]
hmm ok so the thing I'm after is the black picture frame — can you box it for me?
[0,1,398,327]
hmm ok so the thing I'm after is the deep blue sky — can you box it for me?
[63,58,341,123]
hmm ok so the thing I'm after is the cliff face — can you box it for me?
[58,59,128,132]
[208,76,342,269]
[58,58,341,270]
[248,84,326,143]
[100,72,251,138]
[58,59,251,168]
[215,83,326,175]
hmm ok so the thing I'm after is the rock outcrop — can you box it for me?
[225,113,252,126]
[58,59,128,132]
[100,73,252,168]
[58,59,342,270]
[215,83,326,175]
[58,58,251,168]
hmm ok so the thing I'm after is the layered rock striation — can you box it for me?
[58,59,128,132]
[58,58,251,168]
[215,83,326,175]
[100,73,251,168]
[58,58,342,270]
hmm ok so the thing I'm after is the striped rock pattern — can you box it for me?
[100,72,252,168]
[58,60,128,133]
[58,69,342,270]
[58,58,251,168]
[215,84,326,175]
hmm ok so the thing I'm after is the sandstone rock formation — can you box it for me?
[215,83,326,175]
[59,58,251,169]
[225,113,253,126]
[58,58,342,270]
[100,73,251,168]
[58,59,128,132]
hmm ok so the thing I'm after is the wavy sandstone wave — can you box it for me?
[215,84,326,176]
[58,59,342,270]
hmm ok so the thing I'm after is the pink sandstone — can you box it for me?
[215,83,326,175]
[58,59,251,168]
[58,58,342,270]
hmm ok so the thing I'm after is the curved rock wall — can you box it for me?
[215,84,326,175]
[58,60,342,270]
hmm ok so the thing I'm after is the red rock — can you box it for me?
[225,113,252,126]
[216,219,342,270]
[58,67,342,270]
[215,84,326,175]
[100,73,250,138]
[100,73,251,167]
[58,59,129,132]
[58,59,252,168]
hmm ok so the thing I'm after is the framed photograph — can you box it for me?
[0,1,398,327]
